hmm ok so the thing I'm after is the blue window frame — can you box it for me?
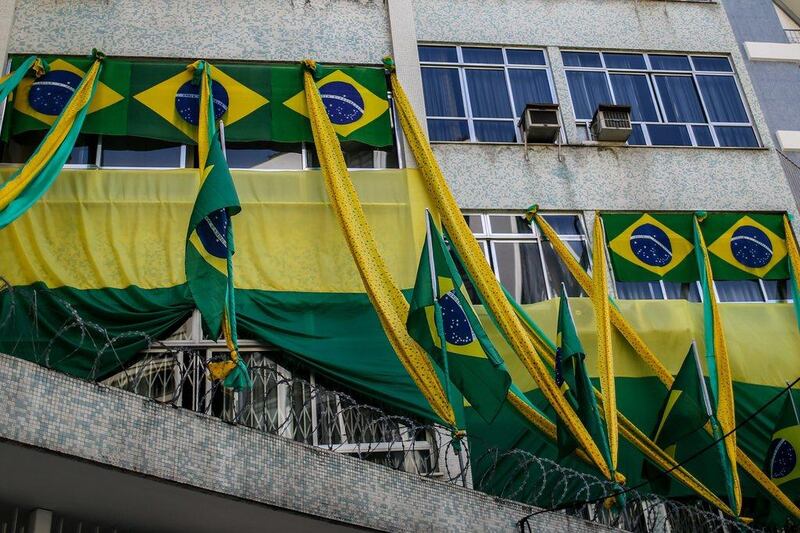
[562,51,759,148]
[418,45,557,142]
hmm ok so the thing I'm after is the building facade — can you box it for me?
[0,0,798,531]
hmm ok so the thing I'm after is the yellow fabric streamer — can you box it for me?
[694,218,742,514]
[536,212,798,519]
[303,63,455,427]
[0,59,101,211]
[388,71,611,479]
[592,213,618,473]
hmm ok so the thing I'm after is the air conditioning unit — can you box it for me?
[590,104,632,142]
[519,103,561,144]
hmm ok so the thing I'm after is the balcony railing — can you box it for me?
[786,29,800,43]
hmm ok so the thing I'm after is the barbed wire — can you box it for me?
[0,279,777,532]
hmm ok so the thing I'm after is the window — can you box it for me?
[562,51,759,148]
[462,212,589,304]
[418,45,557,142]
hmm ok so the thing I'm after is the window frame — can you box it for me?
[562,50,760,148]
[419,44,559,143]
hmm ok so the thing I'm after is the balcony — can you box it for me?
[787,29,800,43]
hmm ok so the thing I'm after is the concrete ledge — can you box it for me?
[777,130,800,151]
[0,353,611,532]
[744,41,800,62]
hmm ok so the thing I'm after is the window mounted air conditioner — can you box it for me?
[519,103,561,144]
[590,104,632,142]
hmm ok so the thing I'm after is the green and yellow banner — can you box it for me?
[2,55,393,147]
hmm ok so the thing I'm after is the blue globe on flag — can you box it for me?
[28,70,82,116]
[175,80,229,126]
[730,225,773,268]
[197,209,229,259]
[767,437,797,479]
[438,291,474,346]
[319,81,365,125]
[629,223,673,267]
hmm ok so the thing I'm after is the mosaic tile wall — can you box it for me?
[0,353,613,533]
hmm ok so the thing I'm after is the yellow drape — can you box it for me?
[388,70,611,479]
[303,63,454,426]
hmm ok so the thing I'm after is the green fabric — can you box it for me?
[0,62,102,229]
[406,212,511,423]
[554,286,612,472]
[702,213,789,280]
[2,55,392,147]
[603,212,698,282]
[0,56,37,102]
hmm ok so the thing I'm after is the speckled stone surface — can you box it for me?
[8,0,391,64]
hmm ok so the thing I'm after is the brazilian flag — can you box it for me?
[130,60,269,144]
[274,64,393,147]
[185,61,249,390]
[603,212,697,282]
[406,211,511,423]
[2,55,130,139]
[554,285,612,468]
[703,213,789,280]
[643,344,711,492]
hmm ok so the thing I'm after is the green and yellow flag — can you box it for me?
[603,212,696,282]
[274,64,392,147]
[184,61,250,391]
[406,211,512,423]
[703,213,789,280]
[0,54,103,229]
[554,285,613,469]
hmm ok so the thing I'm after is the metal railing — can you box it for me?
[778,149,800,210]
[786,29,800,43]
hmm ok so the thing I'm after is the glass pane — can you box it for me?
[66,135,97,165]
[473,120,517,142]
[663,281,701,302]
[566,71,612,120]
[463,214,484,233]
[506,49,546,65]
[427,119,470,141]
[647,124,692,146]
[763,279,790,301]
[226,142,302,169]
[542,241,588,297]
[692,125,715,146]
[609,74,659,121]
[489,214,533,234]
[691,56,732,72]
[603,53,647,70]
[715,126,758,147]
[2,132,96,165]
[654,76,706,123]
[715,280,764,302]
[508,69,554,117]
[562,51,603,68]
[465,69,513,118]
[649,55,692,71]
[628,124,647,145]
[493,242,548,304]
[449,240,485,305]
[101,137,182,167]
[696,76,748,123]
[421,67,465,117]
[462,47,504,64]
[307,142,380,168]
[615,281,663,299]
[418,45,458,62]
[541,214,583,235]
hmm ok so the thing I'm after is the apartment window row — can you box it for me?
[0,132,400,170]
[462,212,790,304]
[564,51,758,147]
[419,45,760,149]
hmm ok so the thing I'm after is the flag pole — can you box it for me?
[425,209,467,487]
[786,381,800,425]
[692,340,714,418]
[218,119,227,161]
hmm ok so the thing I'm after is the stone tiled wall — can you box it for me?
[0,353,612,533]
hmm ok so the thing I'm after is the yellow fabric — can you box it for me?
[0,60,101,211]
[302,65,454,427]
[593,213,618,473]
[0,168,430,293]
[534,214,797,519]
[388,71,611,480]
[696,218,742,514]
[785,215,800,329]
